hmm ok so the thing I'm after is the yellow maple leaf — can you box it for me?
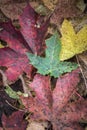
[60,19,87,61]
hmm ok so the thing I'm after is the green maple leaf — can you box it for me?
[27,33,78,78]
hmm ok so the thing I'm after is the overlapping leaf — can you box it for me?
[27,33,78,78]
[21,69,87,130]
[60,19,87,61]
[0,4,49,81]
[2,111,28,130]
[51,0,80,24]
[0,47,33,81]
[19,4,49,54]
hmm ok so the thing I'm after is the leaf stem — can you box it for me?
[76,55,87,89]
[19,75,32,97]
[0,69,8,86]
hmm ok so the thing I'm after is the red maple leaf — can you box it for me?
[0,4,49,81]
[21,69,87,130]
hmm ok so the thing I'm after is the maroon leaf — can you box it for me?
[0,47,33,81]
[0,21,31,54]
[2,111,28,130]
[0,3,49,81]
[21,69,87,130]
[19,4,49,54]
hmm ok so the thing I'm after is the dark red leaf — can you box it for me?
[2,111,28,130]
[19,4,49,54]
[0,47,33,81]
[0,21,31,54]
[0,4,49,81]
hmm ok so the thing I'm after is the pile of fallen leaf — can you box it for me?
[0,0,87,130]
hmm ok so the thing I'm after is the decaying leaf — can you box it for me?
[51,0,80,24]
[53,100,87,130]
[20,69,87,130]
[77,0,86,12]
[60,19,87,61]
[2,111,28,130]
[19,6,49,55]
[27,33,78,78]
[27,121,46,130]
[42,0,58,10]
[0,2,26,20]
[0,47,33,81]
[0,4,49,81]
[0,88,18,120]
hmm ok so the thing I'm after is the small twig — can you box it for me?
[76,55,87,89]
[5,100,24,112]
[75,91,84,100]
[0,69,8,86]
[19,75,32,97]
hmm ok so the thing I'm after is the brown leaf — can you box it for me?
[42,0,58,10]
[51,0,81,25]
[0,1,26,20]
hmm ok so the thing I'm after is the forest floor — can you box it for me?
[0,0,87,130]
